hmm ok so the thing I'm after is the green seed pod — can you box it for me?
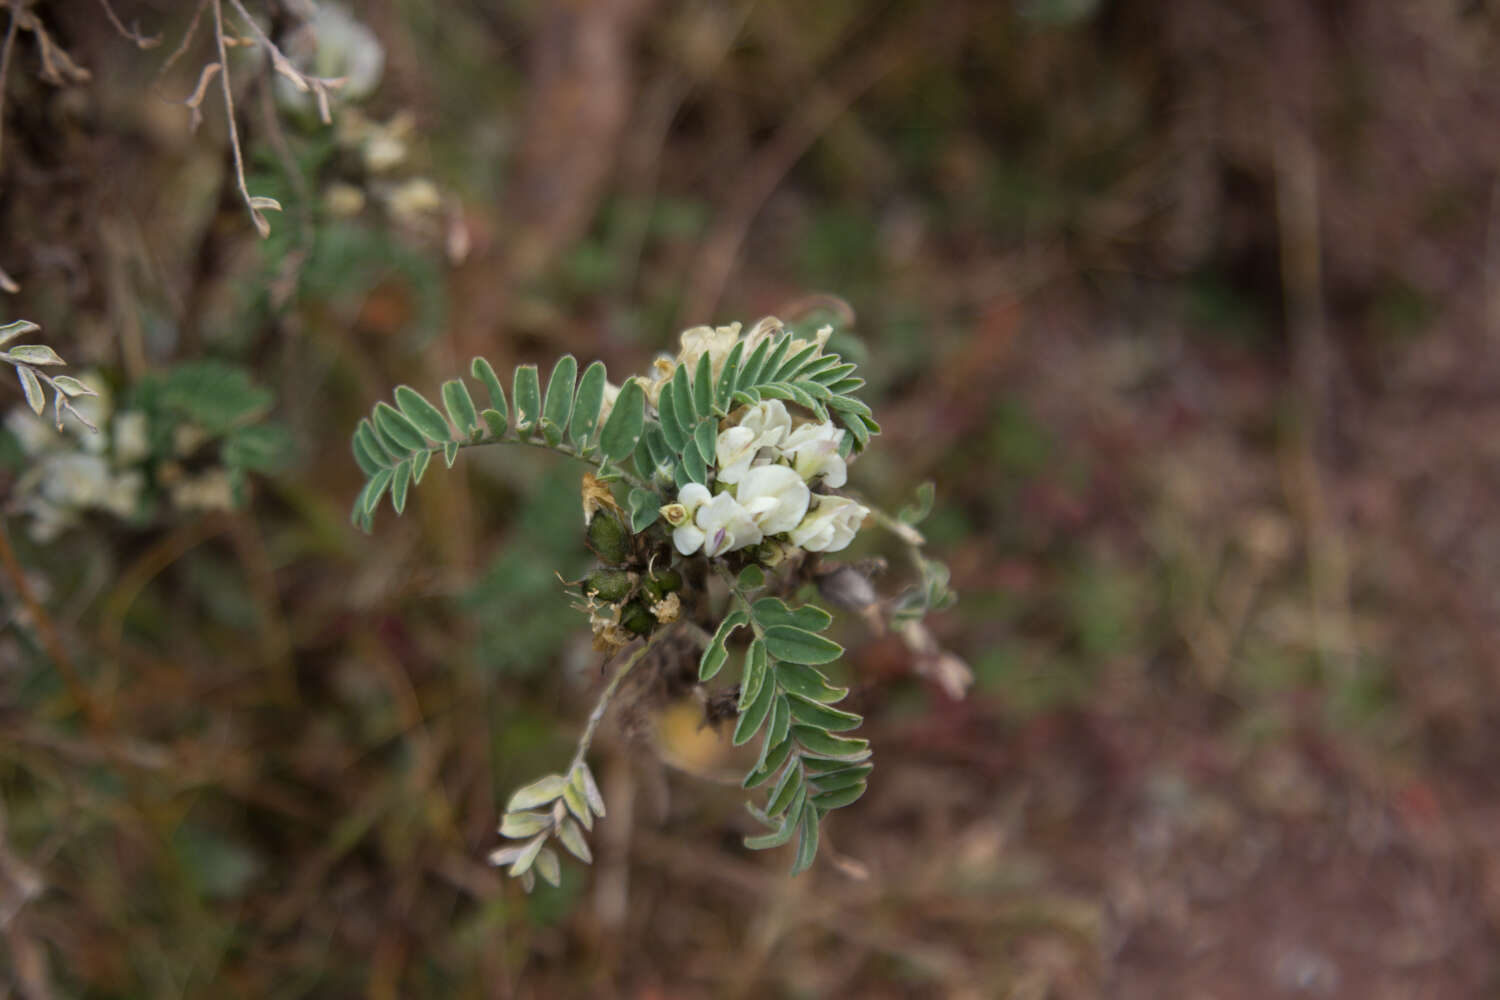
[582,568,632,602]
[620,600,654,636]
[642,568,683,601]
[586,512,630,566]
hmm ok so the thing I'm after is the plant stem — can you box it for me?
[570,627,673,771]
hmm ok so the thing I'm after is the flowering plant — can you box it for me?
[350,316,955,887]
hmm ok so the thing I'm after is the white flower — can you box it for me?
[789,495,868,553]
[780,421,847,487]
[113,411,150,466]
[674,488,762,557]
[734,464,810,535]
[715,399,792,484]
[669,483,713,554]
[677,323,741,382]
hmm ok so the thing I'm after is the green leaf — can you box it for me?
[743,736,794,789]
[682,436,708,484]
[751,598,833,632]
[572,762,606,817]
[5,343,64,366]
[693,419,717,471]
[737,638,768,712]
[481,408,507,437]
[570,360,607,448]
[801,756,870,775]
[443,440,460,467]
[733,667,776,746]
[561,780,593,831]
[513,365,542,435]
[541,354,577,445]
[374,401,427,454]
[809,360,856,385]
[506,834,547,877]
[759,336,793,386]
[766,760,803,818]
[767,693,791,750]
[656,384,686,452]
[506,773,567,813]
[628,487,659,532]
[410,448,432,485]
[787,693,863,732]
[394,385,450,443]
[669,364,696,439]
[743,803,799,850]
[471,357,509,420]
[441,379,480,436]
[49,374,94,397]
[358,467,393,519]
[556,818,592,863]
[499,811,552,838]
[355,420,394,467]
[730,388,760,408]
[762,625,843,665]
[157,361,273,433]
[0,319,39,346]
[598,377,645,463]
[715,339,745,411]
[825,376,866,397]
[700,610,749,681]
[811,783,866,811]
[534,846,562,887]
[774,342,820,382]
[807,763,872,791]
[391,458,412,514]
[16,366,42,415]
[692,350,714,417]
[790,805,820,874]
[776,661,848,703]
[352,426,385,475]
[737,334,773,388]
[790,726,870,762]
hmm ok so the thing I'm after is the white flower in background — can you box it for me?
[39,453,110,508]
[781,421,847,488]
[113,411,150,466]
[276,2,385,110]
[715,399,792,484]
[734,464,810,535]
[789,494,868,553]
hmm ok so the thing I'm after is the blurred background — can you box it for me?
[2,0,1499,996]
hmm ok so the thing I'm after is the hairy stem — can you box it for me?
[570,626,674,772]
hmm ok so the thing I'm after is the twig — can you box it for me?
[209,0,277,237]
[96,0,161,49]
[0,3,17,175]
[570,627,675,772]
[0,518,96,721]
[156,0,209,80]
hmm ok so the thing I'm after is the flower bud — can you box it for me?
[582,568,632,602]
[586,511,630,565]
[660,502,689,527]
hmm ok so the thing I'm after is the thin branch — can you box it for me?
[209,0,275,237]
[0,4,17,175]
[156,0,209,80]
[571,626,675,772]
[96,0,161,49]
[0,518,97,721]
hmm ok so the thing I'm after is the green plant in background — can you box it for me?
[1,357,290,541]
[351,317,954,887]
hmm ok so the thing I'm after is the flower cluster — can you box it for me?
[662,396,868,558]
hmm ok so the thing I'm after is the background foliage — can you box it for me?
[2,1,1500,997]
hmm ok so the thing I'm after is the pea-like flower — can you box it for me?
[669,484,763,557]
[734,464,810,535]
[715,399,792,484]
[788,494,868,553]
[780,421,848,488]
[677,323,742,383]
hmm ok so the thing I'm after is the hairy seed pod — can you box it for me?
[620,600,654,636]
[642,568,683,601]
[581,568,632,602]
[586,512,630,565]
